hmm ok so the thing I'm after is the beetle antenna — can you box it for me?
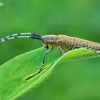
[29,32,41,39]
[0,32,42,43]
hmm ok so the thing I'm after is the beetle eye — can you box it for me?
[41,38,44,43]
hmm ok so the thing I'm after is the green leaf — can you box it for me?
[0,47,99,100]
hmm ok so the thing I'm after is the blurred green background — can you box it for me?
[0,0,100,100]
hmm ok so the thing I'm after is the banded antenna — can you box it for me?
[0,32,42,43]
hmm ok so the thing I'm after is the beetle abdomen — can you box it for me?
[56,35,100,52]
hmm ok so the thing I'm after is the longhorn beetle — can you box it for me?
[0,32,100,82]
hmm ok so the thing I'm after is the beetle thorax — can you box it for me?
[41,35,57,47]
